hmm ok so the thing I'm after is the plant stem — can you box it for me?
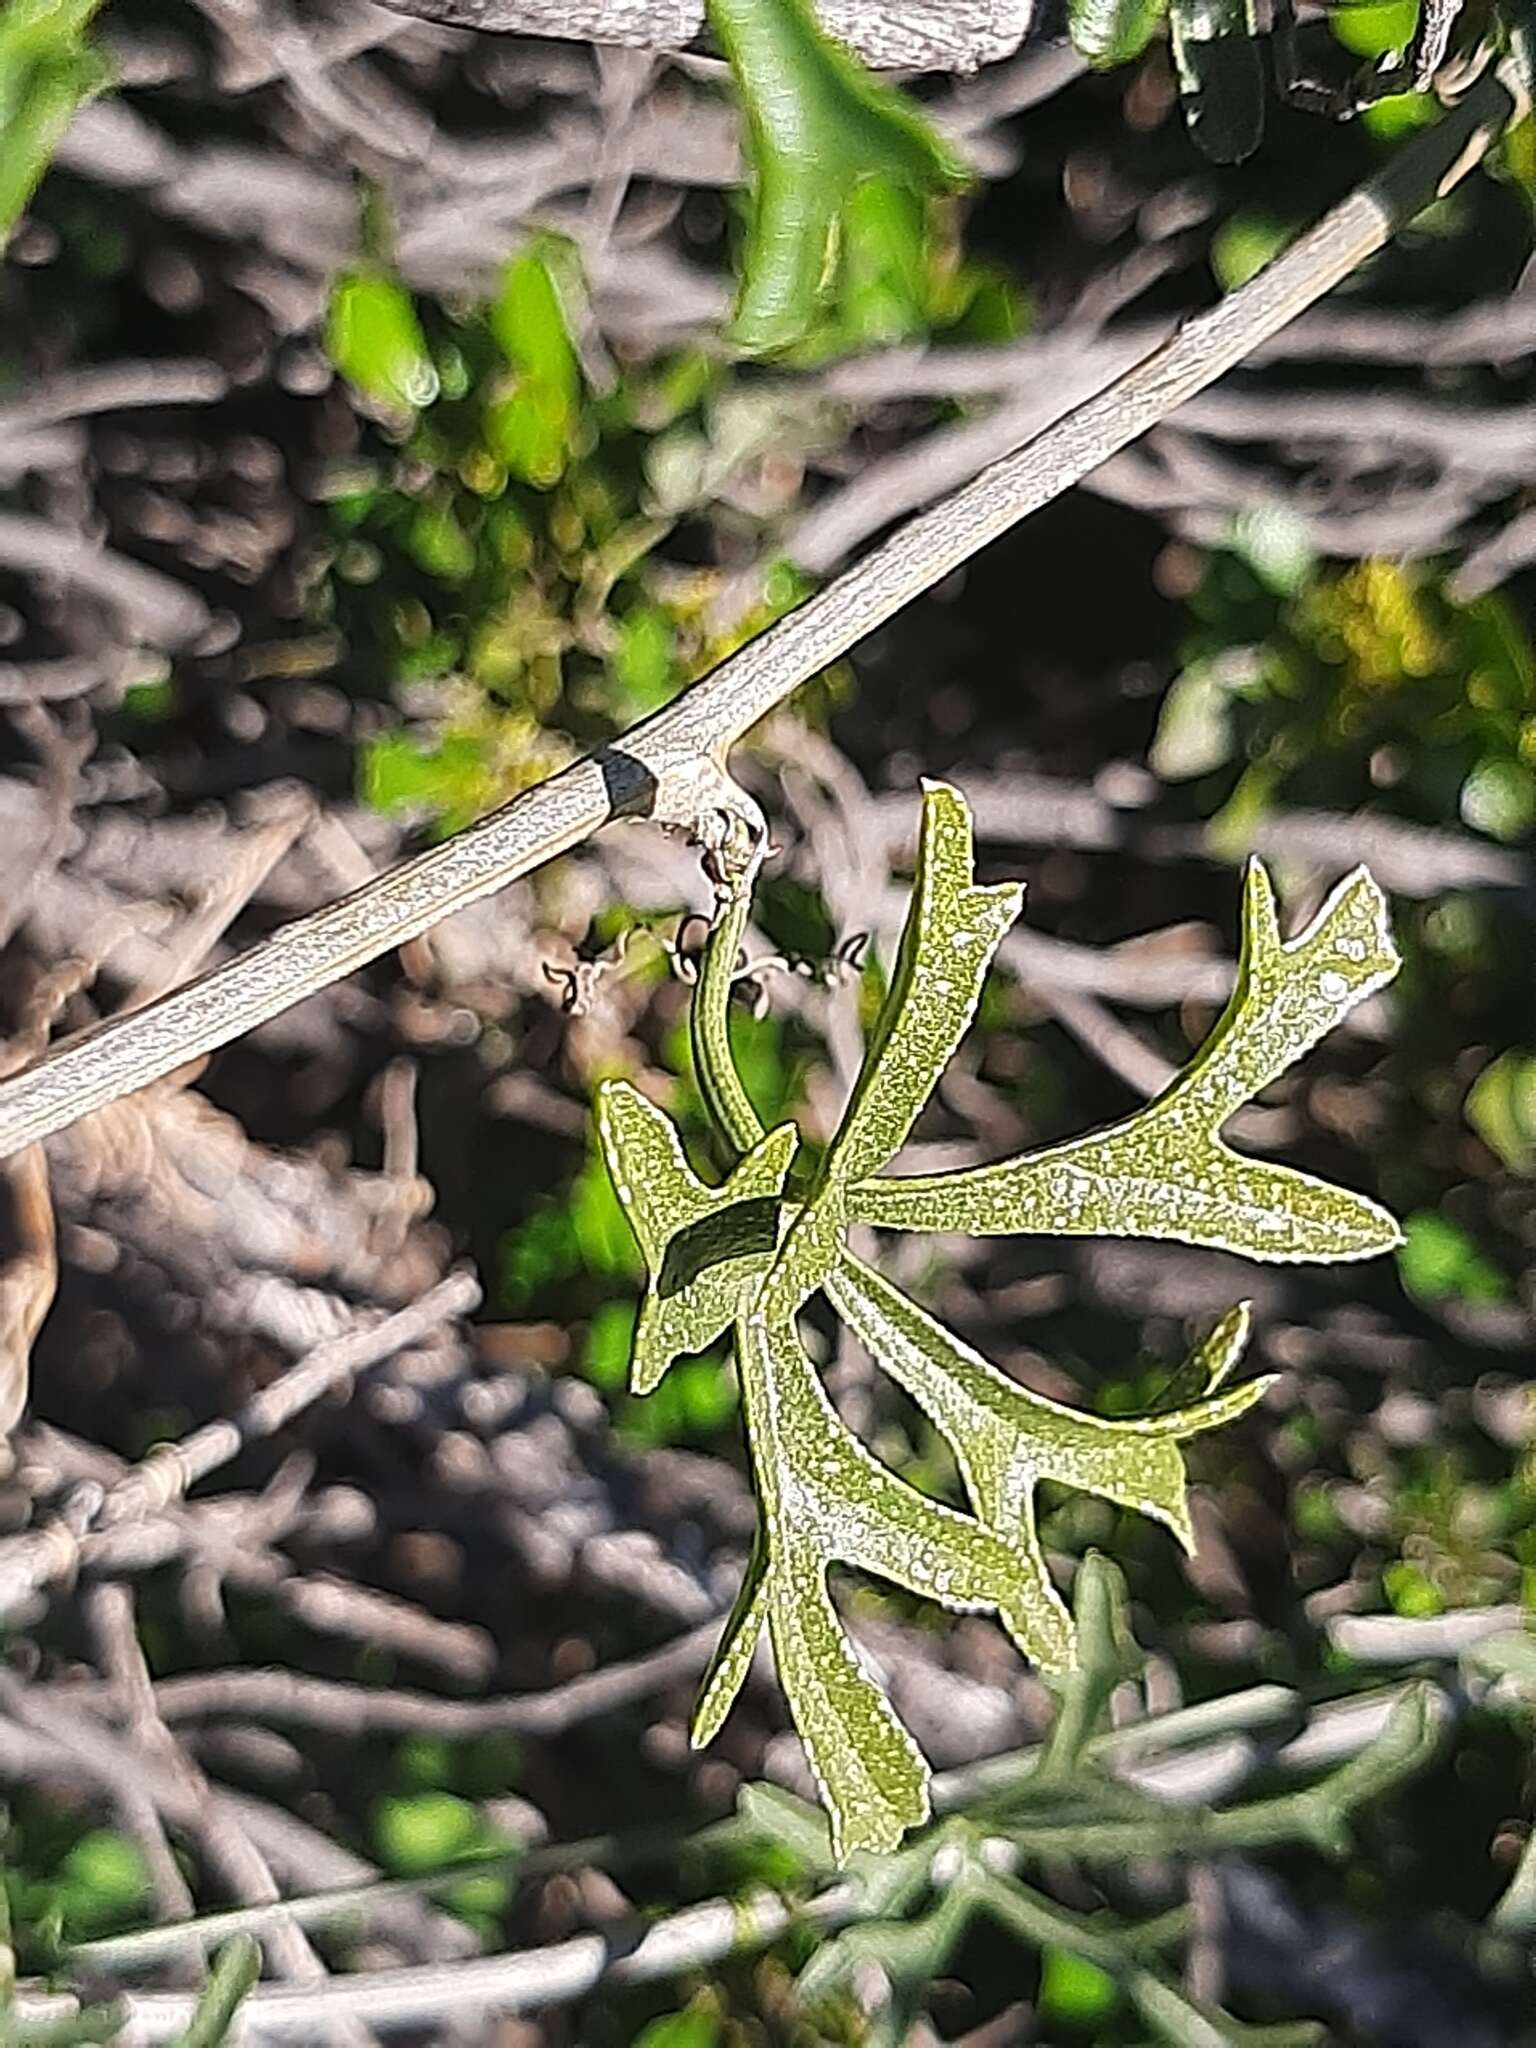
[168,1939,260,2048]
[689,877,762,1159]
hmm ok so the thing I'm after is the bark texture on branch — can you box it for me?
[378,0,1034,71]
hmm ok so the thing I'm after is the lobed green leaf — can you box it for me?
[700,1304,1121,1856]
[830,1260,1269,1628]
[592,1079,795,1393]
[852,860,1401,1262]
[595,791,1401,1860]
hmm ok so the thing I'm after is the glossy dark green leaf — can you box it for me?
[1169,0,1267,162]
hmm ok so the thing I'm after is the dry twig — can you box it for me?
[0,1271,481,1620]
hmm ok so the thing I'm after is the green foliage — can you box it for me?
[1211,212,1297,291]
[320,242,824,830]
[1038,1946,1119,2027]
[1465,1049,1536,1172]
[485,245,584,487]
[706,0,976,356]
[372,1791,493,1875]
[0,0,109,252]
[1069,0,1166,69]
[596,784,1401,1858]
[4,1825,152,1957]
[171,1936,260,2048]
[632,2006,720,2048]
[1397,1209,1508,1302]
[1156,554,1536,848]
[1332,0,1419,54]
[327,270,440,413]
[323,200,1006,827]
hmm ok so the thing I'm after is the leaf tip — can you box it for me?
[1241,855,1282,957]
[1201,1299,1253,1391]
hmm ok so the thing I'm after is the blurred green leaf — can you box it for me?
[1460,756,1536,841]
[583,1298,636,1391]
[171,1935,260,2048]
[372,1792,488,1875]
[1361,90,1439,138]
[487,242,583,488]
[610,604,677,715]
[1330,0,1418,57]
[1070,0,1165,66]
[706,0,967,355]
[1384,1559,1445,1617]
[326,270,440,411]
[362,731,488,827]
[1229,503,1317,596]
[1397,1210,1507,1302]
[1038,1945,1120,2025]
[1150,657,1244,781]
[1466,1050,1536,1173]
[0,0,110,250]
[633,2009,719,2048]
[1211,211,1295,289]
[55,1834,151,1939]
[830,173,932,350]
[406,497,477,584]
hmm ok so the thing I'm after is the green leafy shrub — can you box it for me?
[0,0,109,251]
[1155,551,1536,847]
[321,238,814,831]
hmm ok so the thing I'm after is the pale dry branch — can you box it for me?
[102,1615,724,1737]
[0,359,227,439]
[0,512,211,651]
[0,1271,481,1621]
[872,774,1531,896]
[86,1583,202,1934]
[0,67,1520,1168]
[378,0,1031,71]
[18,1680,1448,2039]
